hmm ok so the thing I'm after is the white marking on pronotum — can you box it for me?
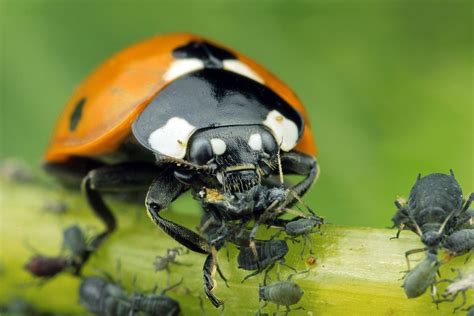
[248,133,262,151]
[163,58,204,81]
[210,138,226,155]
[148,117,196,158]
[223,60,264,84]
[263,110,299,151]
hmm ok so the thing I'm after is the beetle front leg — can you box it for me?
[82,163,160,246]
[146,173,225,307]
[146,173,211,255]
[203,249,225,307]
[280,152,319,208]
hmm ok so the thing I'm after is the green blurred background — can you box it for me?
[1,0,472,228]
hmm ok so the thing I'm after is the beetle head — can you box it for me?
[177,125,280,193]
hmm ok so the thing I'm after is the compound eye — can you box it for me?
[261,130,278,154]
[189,138,213,165]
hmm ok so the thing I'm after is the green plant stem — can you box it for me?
[0,177,471,315]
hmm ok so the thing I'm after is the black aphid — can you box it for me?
[237,239,289,282]
[154,247,189,273]
[402,252,441,299]
[24,255,69,279]
[25,225,93,279]
[392,171,473,266]
[258,272,305,315]
[79,276,181,316]
[272,213,323,256]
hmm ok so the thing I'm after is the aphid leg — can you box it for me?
[453,291,467,313]
[270,229,283,241]
[216,263,229,288]
[257,301,268,315]
[389,228,403,240]
[286,269,310,281]
[464,253,472,264]
[461,304,473,313]
[161,278,183,295]
[283,235,300,245]
[429,283,438,307]
[242,269,262,283]
[435,290,460,305]
[172,260,192,267]
[279,260,297,273]
[284,306,305,315]
[307,234,314,255]
[404,248,426,270]
[263,266,273,285]
[249,221,261,265]
[300,236,307,258]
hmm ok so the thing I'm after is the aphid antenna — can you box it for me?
[130,274,142,294]
[282,207,308,219]
[462,192,474,212]
[91,266,117,283]
[435,209,457,237]
[279,259,297,274]
[22,238,42,255]
[276,141,284,185]
[160,277,184,295]
[409,217,424,237]
[286,269,311,281]
[115,258,123,285]
[289,190,316,216]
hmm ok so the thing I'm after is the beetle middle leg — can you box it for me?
[51,162,160,272]
[82,163,161,246]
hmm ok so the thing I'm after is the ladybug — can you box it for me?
[44,33,319,307]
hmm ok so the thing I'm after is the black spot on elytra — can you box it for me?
[69,98,86,131]
[172,41,236,68]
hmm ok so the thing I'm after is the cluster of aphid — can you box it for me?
[25,187,322,314]
[17,32,472,314]
[391,171,473,313]
[195,185,323,311]
[25,225,183,315]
